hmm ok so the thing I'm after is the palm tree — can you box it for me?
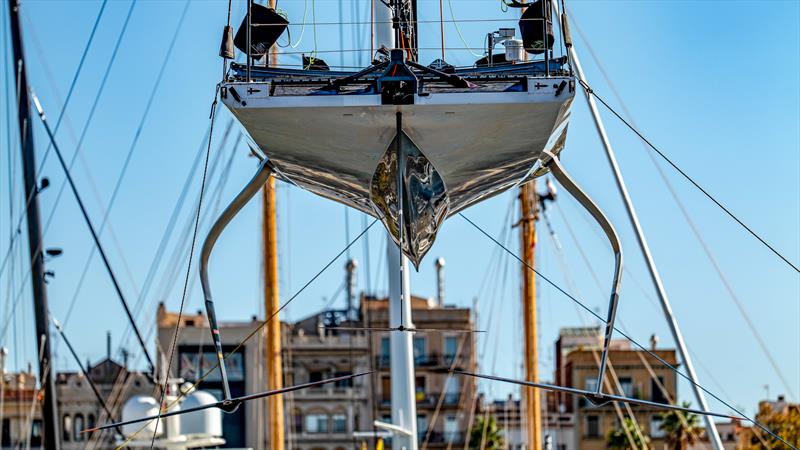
[468,415,505,450]
[607,416,651,450]
[658,402,702,450]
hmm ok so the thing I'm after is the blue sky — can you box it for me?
[1,0,798,423]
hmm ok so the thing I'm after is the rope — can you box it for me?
[578,79,799,274]
[446,0,484,57]
[116,219,378,448]
[570,19,798,396]
[460,212,798,450]
[149,88,218,449]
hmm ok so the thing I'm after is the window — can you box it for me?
[62,415,72,442]
[651,376,667,403]
[650,415,665,439]
[87,414,96,432]
[293,409,303,433]
[445,376,460,404]
[417,414,428,441]
[413,337,427,364]
[380,337,390,358]
[618,377,634,398]
[309,371,325,383]
[444,336,458,363]
[305,413,329,433]
[30,420,42,446]
[73,414,84,442]
[334,371,353,388]
[2,418,11,447]
[444,415,459,441]
[584,377,598,393]
[585,415,599,438]
[381,376,391,402]
[415,376,427,402]
[332,414,347,433]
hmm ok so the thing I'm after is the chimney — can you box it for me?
[650,333,658,351]
[106,331,111,361]
[0,347,7,374]
[434,257,446,306]
[346,259,358,320]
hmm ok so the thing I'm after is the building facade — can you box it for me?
[1,353,153,449]
[363,294,477,449]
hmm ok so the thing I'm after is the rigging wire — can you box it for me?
[459,212,798,449]
[445,0,483,58]
[32,0,109,188]
[117,218,379,448]
[149,85,218,450]
[570,19,798,397]
[0,0,139,313]
[0,0,123,285]
[542,215,659,449]
[578,78,799,275]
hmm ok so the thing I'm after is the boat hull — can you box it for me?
[222,77,574,218]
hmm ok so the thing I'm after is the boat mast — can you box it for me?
[376,2,418,448]
[263,2,285,447]
[519,183,542,450]
[6,1,61,448]
[263,178,284,447]
[552,3,724,448]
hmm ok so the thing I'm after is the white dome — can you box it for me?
[121,396,162,438]
[180,390,222,437]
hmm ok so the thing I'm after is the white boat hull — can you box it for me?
[222,77,574,217]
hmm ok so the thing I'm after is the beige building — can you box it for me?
[156,304,267,448]
[363,294,477,448]
[0,349,153,449]
[156,290,477,450]
[546,326,683,450]
[283,308,372,450]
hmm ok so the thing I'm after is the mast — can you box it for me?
[262,176,284,450]
[376,3,417,448]
[263,5,285,447]
[552,3,724,448]
[519,182,541,450]
[6,1,61,448]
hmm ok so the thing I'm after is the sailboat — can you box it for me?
[83,1,796,449]
[222,1,574,266]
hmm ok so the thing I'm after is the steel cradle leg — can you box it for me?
[199,159,272,411]
[543,150,623,398]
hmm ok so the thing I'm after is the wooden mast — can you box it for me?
[519,182,542,450]
[264,7,285,446]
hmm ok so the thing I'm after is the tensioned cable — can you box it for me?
[577,79,799,274]
[149,86,217,449]
[256,17,548,27]
[116,218,379,448]
[570,20,798,396]
[0,0,118,284]
[0,0,138,314]
[542,215,658,449]
[459,212,797,449]
[32,0,108,172]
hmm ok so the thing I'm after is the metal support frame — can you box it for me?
[386,111,418,450]
[200,159,271,407]
[542,150,622,393]
[552,2,724,447]
[7,2,60,445]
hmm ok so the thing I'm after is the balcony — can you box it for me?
[375,353,469,370]
[293,385,367,400]
[423,431,465,445]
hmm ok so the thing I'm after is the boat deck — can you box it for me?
[226,58,572,96]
